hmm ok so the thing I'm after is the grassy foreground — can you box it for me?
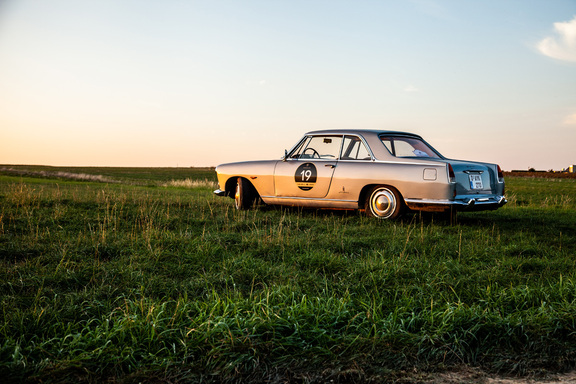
[1,166,575,383]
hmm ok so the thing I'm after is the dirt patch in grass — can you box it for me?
[0,166,119,183]
[402,367,576,384]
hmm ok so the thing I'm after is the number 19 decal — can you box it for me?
[295,163,317,191]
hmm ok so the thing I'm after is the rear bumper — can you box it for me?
[405,195,507,212]
[450,195,507,211]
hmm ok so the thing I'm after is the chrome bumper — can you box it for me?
[452,195,507,208]
[213,189,226,197]
[405,196,507,211]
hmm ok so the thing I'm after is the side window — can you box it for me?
[341,136,371,160]
[299,136,342,160]
[381,138,393,154]
[379,136,442,158]
[393,140,417,157]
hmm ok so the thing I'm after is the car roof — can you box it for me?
[305,129,424,139]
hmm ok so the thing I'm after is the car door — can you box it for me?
[274,135,342,198]
[327,135,375,199]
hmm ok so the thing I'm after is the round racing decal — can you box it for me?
[295,163,317,191]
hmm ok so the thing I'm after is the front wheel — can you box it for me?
[365,186,404,219]
[234,177,255,210]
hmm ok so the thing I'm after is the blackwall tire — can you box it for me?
[234,177,255,210]
[365,186,404,219]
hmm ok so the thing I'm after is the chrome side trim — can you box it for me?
[261,195,356,203]
[405,198,453,205]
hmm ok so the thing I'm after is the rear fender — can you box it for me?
[358,184,407,209]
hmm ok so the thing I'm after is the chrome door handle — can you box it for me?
[325,164,336,168]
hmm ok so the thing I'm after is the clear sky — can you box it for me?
[1,0,575,170]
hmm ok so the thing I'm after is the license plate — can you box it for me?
[469,174,483,190]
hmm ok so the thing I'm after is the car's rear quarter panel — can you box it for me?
[327,161,452,204]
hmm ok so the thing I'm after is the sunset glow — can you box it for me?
[1,0,575,170]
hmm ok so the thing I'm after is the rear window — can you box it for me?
[380,136,442,159]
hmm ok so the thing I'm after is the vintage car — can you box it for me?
[214,130,506,219]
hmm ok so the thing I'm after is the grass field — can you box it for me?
[1,166,575,383]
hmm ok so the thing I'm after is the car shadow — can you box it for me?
[251,203,575,240]
[456,210,576,240]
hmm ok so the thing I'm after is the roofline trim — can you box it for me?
[304,129,423,139]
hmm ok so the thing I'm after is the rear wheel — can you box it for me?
[234,177,255,210]
[365,186,404,219]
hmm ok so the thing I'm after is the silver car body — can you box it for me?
[214,130,506,215]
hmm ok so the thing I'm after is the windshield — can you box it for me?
[380,136,442,159]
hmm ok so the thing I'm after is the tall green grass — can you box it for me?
[0,170,575,382]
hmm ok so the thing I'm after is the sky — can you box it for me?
[0,0,575,171]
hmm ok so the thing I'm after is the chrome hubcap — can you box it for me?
[370,188,396,218]
[376,195,390,211]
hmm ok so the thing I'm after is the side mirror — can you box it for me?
[283,149,288,162]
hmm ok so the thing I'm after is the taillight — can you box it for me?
[497,165,504,182]
[448,164,456,183]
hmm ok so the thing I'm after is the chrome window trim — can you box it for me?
[371,159,443,167]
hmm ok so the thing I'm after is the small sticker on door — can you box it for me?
[295,163,317,191]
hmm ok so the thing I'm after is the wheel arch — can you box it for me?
[224,176,259,199]
[358,184,407,209]
[364,184,407,219]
